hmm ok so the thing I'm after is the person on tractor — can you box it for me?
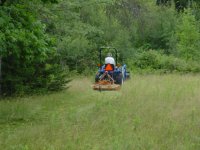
[105,53,116,66]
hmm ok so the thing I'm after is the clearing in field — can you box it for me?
[0,75,200,150]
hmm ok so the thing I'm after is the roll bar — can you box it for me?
[99,47,118,67]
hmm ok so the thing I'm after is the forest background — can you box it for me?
[1,0,200,95]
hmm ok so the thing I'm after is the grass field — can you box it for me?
[0,75,200,150]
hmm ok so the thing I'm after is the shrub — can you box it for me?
[128,50,200,73]
[0,4,68,96]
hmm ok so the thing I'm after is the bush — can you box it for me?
[0,4,68,96]
[128,50,200,73]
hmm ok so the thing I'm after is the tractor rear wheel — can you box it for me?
[95,74,100,83]
[116,73,123,85]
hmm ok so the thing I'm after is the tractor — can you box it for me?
[92,47,130,90]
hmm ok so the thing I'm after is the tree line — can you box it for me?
[1,0,200,95]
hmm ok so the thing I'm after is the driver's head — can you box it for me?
[107,53,112,57]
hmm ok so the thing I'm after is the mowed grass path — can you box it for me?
[0,75,200,150]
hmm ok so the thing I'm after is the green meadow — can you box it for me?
[1,75,200,150]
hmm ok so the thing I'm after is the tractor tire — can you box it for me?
[95,74,100,83]
[116,73,123,85]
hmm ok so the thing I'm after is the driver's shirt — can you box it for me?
[105,57,116,66]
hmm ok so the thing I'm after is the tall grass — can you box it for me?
[0,75,200,150]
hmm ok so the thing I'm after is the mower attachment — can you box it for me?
[92,81,120,91]
[92,71,120,91]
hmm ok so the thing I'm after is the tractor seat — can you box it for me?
[105,64,114,71]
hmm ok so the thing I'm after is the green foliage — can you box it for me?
[129,50,200,73]
[175,9,200,61]
[134,5,177,52]
[45,0,137,72]
[0,2,67,95]
[157,0,200,10]
[29,0,200,75]
[2,0,200,95]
